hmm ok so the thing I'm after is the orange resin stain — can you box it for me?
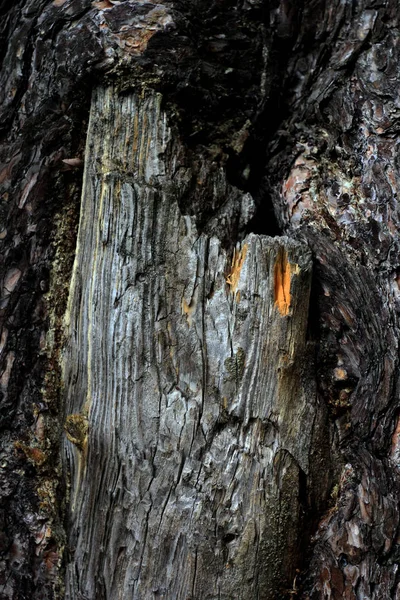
[274,250,298,316]
[226,244,248,294]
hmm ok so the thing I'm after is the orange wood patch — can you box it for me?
[274,249,297,316]
[226,244,248,293]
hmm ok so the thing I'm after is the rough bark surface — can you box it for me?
[2,0,400,599]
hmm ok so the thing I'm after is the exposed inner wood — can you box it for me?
[226,244,248,295]
[62,86,314,599]
[273,249,299,317]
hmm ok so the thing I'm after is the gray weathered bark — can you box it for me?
[2,1,400,599]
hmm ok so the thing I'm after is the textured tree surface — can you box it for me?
[62,86,315,598]
[2,0,400,599]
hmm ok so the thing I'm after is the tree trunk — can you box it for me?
[1,1,400,599]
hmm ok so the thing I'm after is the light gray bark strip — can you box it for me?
[62,86,314,599]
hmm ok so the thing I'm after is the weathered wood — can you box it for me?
[62,86,314,599]
[3,1,400,598]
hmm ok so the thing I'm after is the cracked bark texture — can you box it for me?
[1,0,400,598]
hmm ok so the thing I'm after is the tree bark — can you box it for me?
[1,1,400,599]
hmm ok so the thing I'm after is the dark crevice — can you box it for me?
[222,34,309,238]
[225,139,284,237]
[244,194,281,237]
[145,2,305,243]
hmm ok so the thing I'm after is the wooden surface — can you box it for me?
[62,87,314,599]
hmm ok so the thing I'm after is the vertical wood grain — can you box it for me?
[62,86,314,599]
